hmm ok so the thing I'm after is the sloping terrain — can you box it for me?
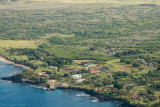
[0,0,160,4]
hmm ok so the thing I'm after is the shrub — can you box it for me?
[132,63,140,67]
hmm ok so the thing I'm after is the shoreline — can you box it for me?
[0,57,136,107]
[0,56,33,71]
[57,87,135,107]
[0,77,124,107]
[1,76,135,107]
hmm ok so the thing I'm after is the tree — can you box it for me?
[89,47,95,51]
[147,89,154,94]
[41,63,48,68]
[64,73,69,78]
[125,61,131,64]
[114,82,123,89]
[120,59,125,63]
[132,63,140,67]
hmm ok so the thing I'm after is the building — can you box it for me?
[38,72,49,77]
[62,83,69,87]
[76,79,86,83]
[107,84,114,88]
[49,66,58,70]
[71,74,81,79]
[84,67,89,70]
[48,79,57,83]
[72,69,81,72]
[90,69,98,73]
[84,63,97,67]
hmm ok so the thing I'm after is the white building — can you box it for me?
[107,84,114,88]
[62,83,69,87]
[84,63,97,67]
[49,66,58,70]
[71,74,81,79]
[76,79,86,83]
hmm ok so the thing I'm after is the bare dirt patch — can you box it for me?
[43,33,75,39]
[73,60,93,64]
[119,65,138,70]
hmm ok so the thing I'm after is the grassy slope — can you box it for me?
[0,1,159,106]
[0,2,159,59]
[0,3,160,41]
[0,40,42,49]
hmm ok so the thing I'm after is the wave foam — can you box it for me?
[76,92,90,97]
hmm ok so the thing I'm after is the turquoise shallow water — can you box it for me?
[0,61,119,107]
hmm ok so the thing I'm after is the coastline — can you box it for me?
[0,56,33,71]
[0,57,137,107]
[1,76,136,107]
[57,87,136,107]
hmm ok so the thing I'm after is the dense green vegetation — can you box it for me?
[0,3,160,60]
[0,4,160,41]
[12,70,47,84]
[0,1,160,106]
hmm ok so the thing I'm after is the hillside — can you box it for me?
[0,0,160,4]
[0,0,160,106]
[0,1,160,59]
[0,3,160,40]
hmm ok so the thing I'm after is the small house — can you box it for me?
[62,83,69,87]
[76,79,86,83]
[71,74,81,79]
[90,69,98,73]
[84,67,89,70]
[72,69,81,72]
[48,80,57,83]
[38,72,49,77]
[49,66,58,70]
[84,63,97,67]
[107,84,114,88]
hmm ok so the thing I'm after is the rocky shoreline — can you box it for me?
[0,57,140,107]
[57,87,137,107]
[1,76,138,107]
[1,76,49,88]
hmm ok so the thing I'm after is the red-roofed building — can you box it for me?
[90,69,98,73]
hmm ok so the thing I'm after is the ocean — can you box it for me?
[0,61,118,107]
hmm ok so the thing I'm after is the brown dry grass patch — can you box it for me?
[119,65,138,70]
[73,60,93,64]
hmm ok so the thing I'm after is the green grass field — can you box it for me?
[0,40,42,49]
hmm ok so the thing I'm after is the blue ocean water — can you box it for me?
[0,61,118,107]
